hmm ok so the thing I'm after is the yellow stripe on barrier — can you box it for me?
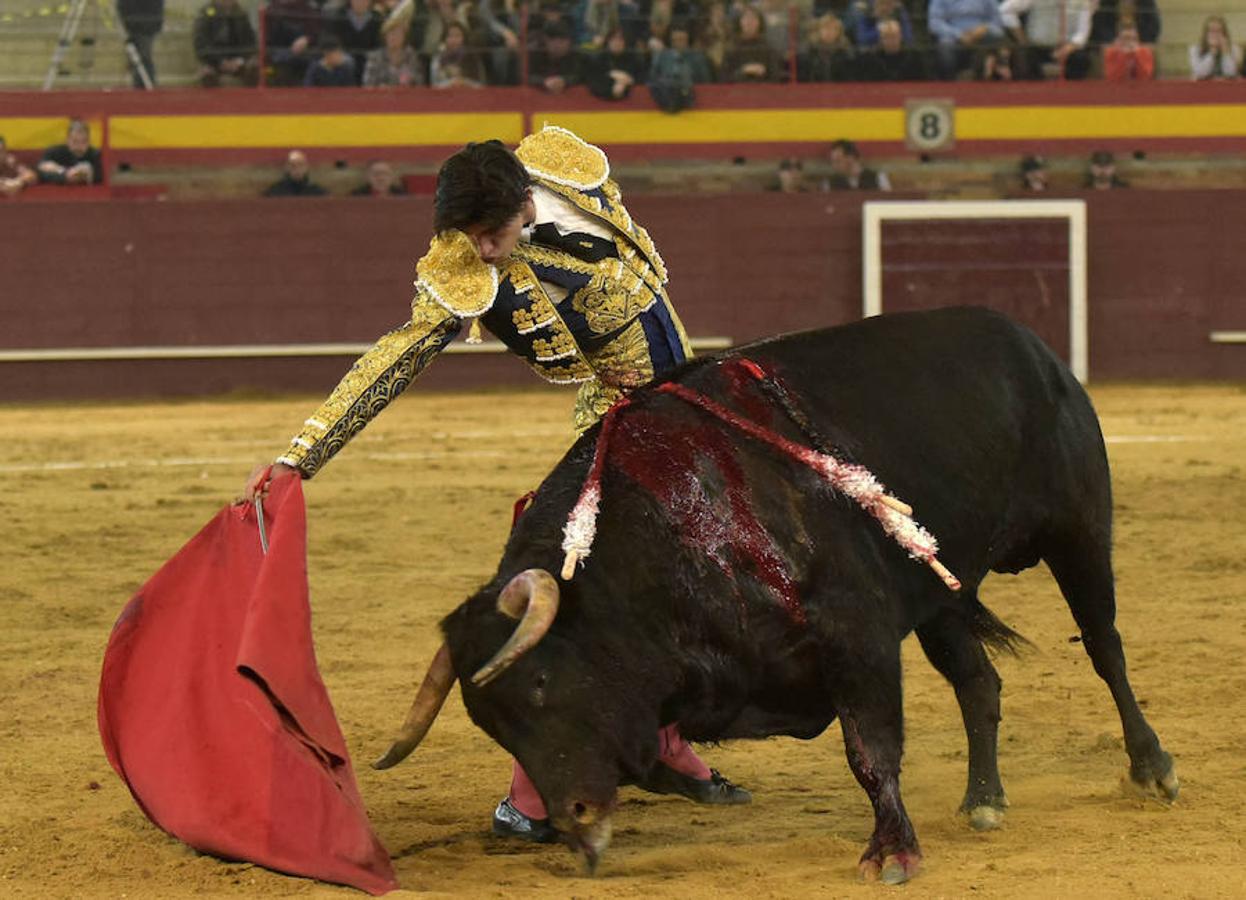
[107,112,525,150]
[958,104,1246,140]
[0,117,104,150]
[532,108,904,144]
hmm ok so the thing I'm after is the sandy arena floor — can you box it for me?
[1,383,1244,899]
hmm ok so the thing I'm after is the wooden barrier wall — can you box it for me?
[2,189,1243,402]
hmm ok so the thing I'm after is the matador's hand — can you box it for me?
[242,462,299,503]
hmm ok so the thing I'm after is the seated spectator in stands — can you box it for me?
[648,22,712,111]
[431,21,487,87]
[264,150,327,196]
[0,136,37,198]
[1085,150,1127,189]
[769,157,810,193]
[1189,16,1241,80]
[845,0,913,50]
[476,0,523,84]
[722,5,781,82]
[758,0,792,60]
[823,139,891,190]
[529,21,584,92]
[856,17,927,80]
[330,0,383,83]
[264,0,322,86]
[365,17,425,85]
[193,0,259,87]
[999,0,1093,80]
[1103,21,1155,81]
[587,27,645,99]
[798,13,855,82]
[978,44,1015,80]
[1019,154,1047,192]
[305,34,359,86]
[648,0,691,52]
[1090,0,1161,51]
[37,119,103,187]
[351,160,408,196]
[578,0,627,50]
[699,1,730,77]
[927,0,1006,80]
[118,0,163,88]
[413,0,466,62]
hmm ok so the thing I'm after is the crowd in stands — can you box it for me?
[130,0,1246,94]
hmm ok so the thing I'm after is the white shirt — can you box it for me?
[998,0,1094,48]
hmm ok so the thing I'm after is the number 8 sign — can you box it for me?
[904,99,955,153]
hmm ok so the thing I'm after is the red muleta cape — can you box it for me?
[97,476,399,895]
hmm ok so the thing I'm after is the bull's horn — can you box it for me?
[471,569,560,687]
[373,642,456,770]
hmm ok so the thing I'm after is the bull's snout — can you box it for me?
[555,802,613,875]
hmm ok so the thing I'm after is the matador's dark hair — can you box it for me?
[433,140,532,235]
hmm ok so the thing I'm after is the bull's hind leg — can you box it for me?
[917,611,1008,830]
[829,641,921,885]
[1045,538,1178,800]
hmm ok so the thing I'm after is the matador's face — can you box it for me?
[469,191,536,265]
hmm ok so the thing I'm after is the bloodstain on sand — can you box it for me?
[1,384,1244,899]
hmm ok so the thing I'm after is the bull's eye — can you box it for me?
[531,671,548,707]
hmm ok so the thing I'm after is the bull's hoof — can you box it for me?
[859,851,920,885]
[967,805,1005,831]
[1126,762,1180,804]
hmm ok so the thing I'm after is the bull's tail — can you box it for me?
[969,599,1032,657]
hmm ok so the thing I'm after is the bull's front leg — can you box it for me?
[831,646,921,885]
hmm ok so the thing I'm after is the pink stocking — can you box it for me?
[657,723,712,780]
[507,760,548,819]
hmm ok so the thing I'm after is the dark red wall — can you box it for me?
[2,190,1243,401]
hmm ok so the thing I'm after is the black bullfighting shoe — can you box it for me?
[492,797,559,843]
[637,765,753,805]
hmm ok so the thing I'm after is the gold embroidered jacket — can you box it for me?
[276,126,692,477]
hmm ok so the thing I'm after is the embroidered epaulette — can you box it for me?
[516,126,609,191]
[414,229,498,317]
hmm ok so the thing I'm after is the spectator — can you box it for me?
[476,0,523,84]
[365,18,425,85]
[37,119,103,186]
[430,21,487,86]
[1103,21,1155,81]
[305,34,359,86]
[824,139,891,190]
[264,150,328,196]
[999,0,1093,80]
[529,21,584,92]
[845,0,913,50]
[699,1,730,77]
[927,0,1005,80]
[0,135,37,198]
[264,0,322,86]
[979,44,1015,80]
[330,0,383,82]
[577,0,619,50]
[587,27,644,99]
[798,13,855,82]
[413,0,466,62]
[758,0,792,60]
[1188,16,1240,80]
[648,22,712,112]
[1019,154,1047,192]
[351,160,408,196]
[648,0,691,51]
[117,0,163,88]
[1090,0,1161,49]
[1085,150,1128,189]
[722,5,780,82]
[857,16,927,80]
[193,0,259,87]
[769,157,810,193]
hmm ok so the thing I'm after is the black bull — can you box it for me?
[375,306,1177,883]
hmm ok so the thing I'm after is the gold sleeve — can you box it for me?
[275,297,461,477]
